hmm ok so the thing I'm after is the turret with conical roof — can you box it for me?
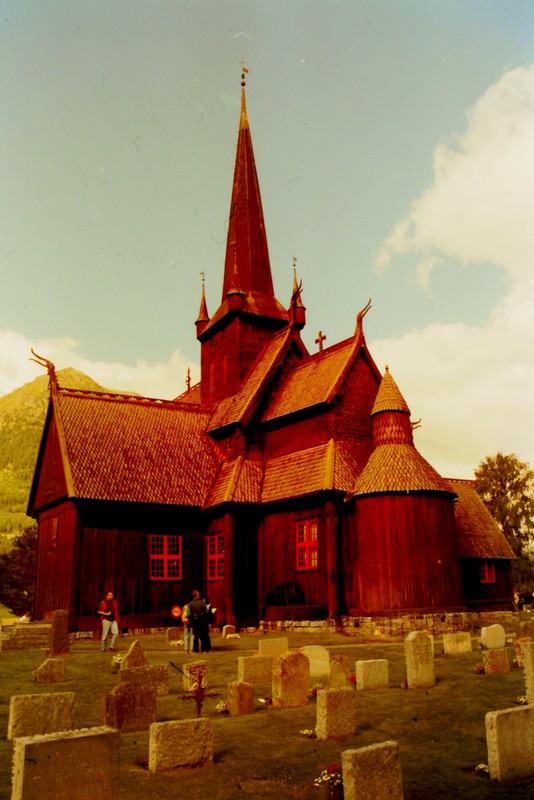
[197,72,290,406]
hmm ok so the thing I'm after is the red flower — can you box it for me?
[327,763,340,774]
[349,674,356,684]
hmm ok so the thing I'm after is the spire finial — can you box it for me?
[239,59,249,87]
[186,366,191,392]
[30,349,58,388]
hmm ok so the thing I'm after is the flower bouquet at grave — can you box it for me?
[314,763,344,799]
[110,653,122,674]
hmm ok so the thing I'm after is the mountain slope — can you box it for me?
[0,369,110,541]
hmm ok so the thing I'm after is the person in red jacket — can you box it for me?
[98,591,120,651]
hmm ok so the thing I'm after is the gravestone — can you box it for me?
[222,624,236,638]
[259,637,289,657]
[518,620,534,639]
[355,659,389,690]
[315,687,356,740]
[326,660,348,689]
[49,610,70,657]
[8,692,75,741]
[149,718,213,773]
[331,653,350,676]
[120,664,169,696]
[102,681,157,732]
[513,637,531,668]
[404,631,435,689]
[33,658,65,684]
[480,624,506,650]
[238,654,273,684]
[486,704,534,782]
[523,641,534,703]
[120,639,148,670]
[12,726,119,800]
[342,741,404,800]
[227,681,254,715]
[482,648,510,674]
[165,627,181,643]
[300,645,330,677]
[272,651,310,708]
[183,660,208,691]
[442,632,472,655]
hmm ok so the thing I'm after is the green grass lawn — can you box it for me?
[1,629,533,799]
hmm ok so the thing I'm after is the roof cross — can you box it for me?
[315,330,326,352]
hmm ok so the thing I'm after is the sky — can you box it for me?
[1,0,533,479]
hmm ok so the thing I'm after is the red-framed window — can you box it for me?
[296,518,319,571]
[148,534,182,581]
[207,533,225,580]
[479,562,496,585]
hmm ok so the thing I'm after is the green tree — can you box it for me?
[0,525,37,615]
[475,453,534,591]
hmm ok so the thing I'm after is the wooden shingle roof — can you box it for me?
[50,388,220,506]
[208,327,297,432]
[353,443,455,496]
[449,479,516,560]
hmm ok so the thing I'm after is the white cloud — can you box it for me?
[373,66,534,477]
[0,330,198,400]
[376,66,534,284]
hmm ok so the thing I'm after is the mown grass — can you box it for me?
[0,628,533,799]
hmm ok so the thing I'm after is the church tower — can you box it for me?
[196,72,290,406]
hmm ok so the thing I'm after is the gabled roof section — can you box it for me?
[449,479,516,560]
[208,326,304,433]
[31,388,220,509]
[204,439,371,509]
[262,305,381,425]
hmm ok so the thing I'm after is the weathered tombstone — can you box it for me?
[149,718,213,773]
[518,620,534,639]
[227,681,254,715]
[272,651,310,708]
[102,681,157,732]
[442,632,472,655]
[486,704,534,782]
[315,687,356,740]
[8,692,75,741]
[183,660,208,691]
[513,637,532,668]
[49,609,70,657]
[259,637,289,657]
[300,645,330,677]
[355,659,389,691]
[404,631,435,689]
[33,657,66,684]
[165,627,181,643]
[331,653,350,676]
[120,664,169,696]
[222,624,236,638]
[238,654,273,684]
[482,648,510,674]
[480,624,506,650]
[523,641,534,703]
[12,726,119,800]
[326,660,348,690]
[120,639,148,670]
[342,741,404,800]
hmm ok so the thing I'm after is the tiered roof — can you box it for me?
[450,479,516,559]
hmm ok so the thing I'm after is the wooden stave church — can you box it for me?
[27,77,515,631]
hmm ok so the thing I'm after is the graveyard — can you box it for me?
[1,622,534,799]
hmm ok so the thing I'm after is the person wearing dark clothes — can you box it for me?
[189,590,209,653]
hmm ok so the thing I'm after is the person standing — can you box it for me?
[188,590,208,654]
[181,602,193,654]
[98,591,120,651]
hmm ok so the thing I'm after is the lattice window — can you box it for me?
[148,534,182,581]
[479,562,496,585]
[296,518,319,571]
[207,533,225,580]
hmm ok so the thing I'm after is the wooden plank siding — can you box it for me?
[459,558,513,611]
[347,494,465,613]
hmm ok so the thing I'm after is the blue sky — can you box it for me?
[1,0,533,478]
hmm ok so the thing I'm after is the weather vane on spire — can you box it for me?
[239,59,249,86]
